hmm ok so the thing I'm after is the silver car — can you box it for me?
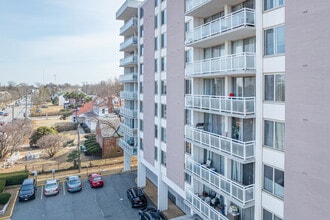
[66,175,82,192]
[44,179,59,196]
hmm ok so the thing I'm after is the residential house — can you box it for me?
[95,116,123,158]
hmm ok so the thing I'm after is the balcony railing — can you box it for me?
[185,0,211,14]
[186,8,255,45]
[119,139,137,155]
[120,36,138,51]
[119,72,138,82]
[185,157,254,205]
[120,91,137,100]
[185,94,255,117]
[185,187,228,220]
[120,55,138,67]
[185,52,255,77]
[119,122,137,136]
[120,17,138,35]
[120,107,137,118]
[185,125,255,162]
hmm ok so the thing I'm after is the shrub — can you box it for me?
[0,170,29,186]
[0,179,6,193]
[55,122,77,132]
[0,193,11,205]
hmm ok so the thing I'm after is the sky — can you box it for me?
[0,0,125,86]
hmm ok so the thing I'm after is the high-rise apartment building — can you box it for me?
[117,0,330,219]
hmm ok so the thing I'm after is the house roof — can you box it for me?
[73,102,94,116]
[97,115,121,138]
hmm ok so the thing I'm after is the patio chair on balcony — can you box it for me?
[196,122,205,129]
[202,159,212,168]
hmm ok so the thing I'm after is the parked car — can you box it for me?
[18,178,36,201]
[127,187,148,208]
[44,179,59,196]
[88,173,104,188]
[139,207,166,220]
[66,175,82,192]
[0,121,5,126]
[3,112,8,116]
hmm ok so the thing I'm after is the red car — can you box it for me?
[88,173,104,188]
[3,112,9,116]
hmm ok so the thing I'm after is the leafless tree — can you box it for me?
[37,134,64,158]
[0,119,33,159]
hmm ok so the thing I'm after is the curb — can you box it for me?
[0,189,18,220]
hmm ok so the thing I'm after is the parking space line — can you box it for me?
[40,185,43,200]
[62,182,66,195]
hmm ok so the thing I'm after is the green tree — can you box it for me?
[29,126,58,146]
[52,96,59,105]
[66,150,80,168]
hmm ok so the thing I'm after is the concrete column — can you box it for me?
[157,178,168,211]
[224,4,232,15]
[123,151,131,171]
[137,161,146,187]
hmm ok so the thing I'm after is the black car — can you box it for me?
[18,178,36,201]
[139,207,167,220]
[127,187,148,208]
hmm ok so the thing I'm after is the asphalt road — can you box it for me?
[12,171,153,220]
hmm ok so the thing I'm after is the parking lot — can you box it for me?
[12,171,155,220]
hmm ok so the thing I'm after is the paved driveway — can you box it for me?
[12,171,153,220]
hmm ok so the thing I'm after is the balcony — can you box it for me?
[120,91,137,100]
[185,0,242,17]
[120,55,138,67]
[185,187,228,220]
[186,8,255,48]
[185,125,255,162]
[185,52,255,78]
[119,122,137,137]
[119,139,137,156]
[116,0,140,20]
[185,94,255,117]
[120,107,137,118]
[185,157,254,206]
[119,72,138,83]
[120,36,138,52]
[120,17,138,36]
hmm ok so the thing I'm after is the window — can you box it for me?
[264,165,284,199]
[161,57,166,71]
[264,0,284,11]
[139,8,144,19]
[161,10,166,25]
[140,44,144,56]
[139,101,143,113]
[185,173,191,184]
[264,25,285,55]
[185,109,191,125]
[139,82,143,93]
[154,59,158,72]
[155,103,158,116]
[155,0,158,7]
[161,127,166,142]
[154,81,158,94]
[154,15,158,29]
[161,80,166,95]
[264,74,285,102]
[154,125,158,138]
[264,120,285,151]
[139,138,143,150]
[263,209,283,220]
[185,21,190,32]
[140,63,144,75]
[161,33,166,48]
[185,79,191,94]
[154,37,158,50]
[185,142,191,155]
[185,50,191,63]
[140,25,144,37]
[154,146,158,161]
[140,119,143,131]
[161,150,166,166]
[161,104,167,119]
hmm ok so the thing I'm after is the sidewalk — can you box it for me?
[143,179,185,219]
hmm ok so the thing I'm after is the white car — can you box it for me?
[44,179,59,196]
